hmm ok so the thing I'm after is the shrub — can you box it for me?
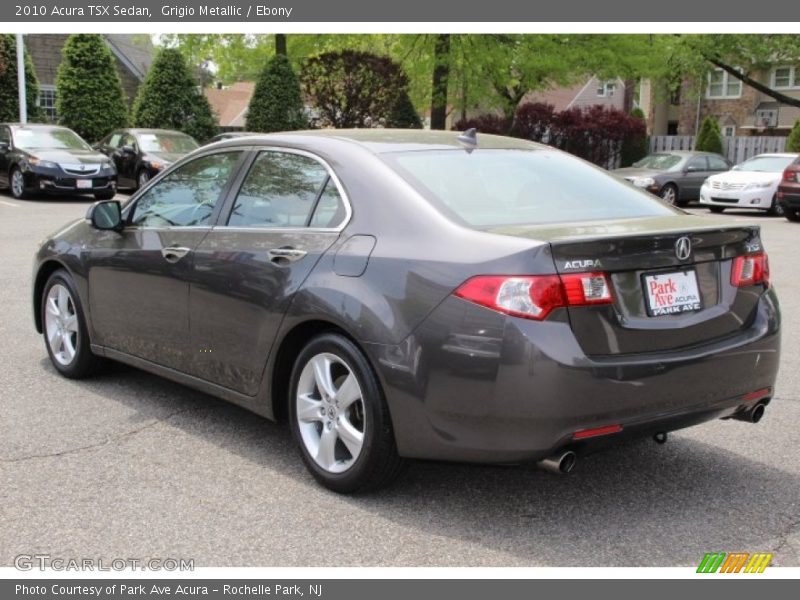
[0,34,42,123]
[694,116,723,155]
[300,50,408,128]
[511,102,556,142]
[452,113,510,135]
[246,54,305,133]
[786,120,800,153]
[386,89,422,129]
[132,47,217,142]
[620,107,649,167]
[55,34,128,141]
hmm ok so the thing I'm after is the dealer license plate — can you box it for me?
[643,270,702,316]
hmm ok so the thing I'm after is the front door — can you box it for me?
[188,149,350,395]
[86,150,245,372]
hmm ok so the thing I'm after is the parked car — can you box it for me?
[0,123,116,200]
[94,128,199,190]
[32,130,780,493]
[699,153,799,215]
[206,131,260,144]
[613,151,731,207]
[777,157,800,222]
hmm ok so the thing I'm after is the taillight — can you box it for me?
[454,272,613,321]
[782,168,797,182]
[731,253,769,287]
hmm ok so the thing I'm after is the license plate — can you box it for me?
[643,270,702,316]
[76,179,93,189]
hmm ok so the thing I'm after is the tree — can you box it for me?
[55,34,128,141]
[694,116,723,155]
[620,108,649,167]
[430,34,451,130]
[0,34,41,123]
[787,121,800,153]
[132,47,217,142]
[300,50,408,128]
[387,89,422,128]
[246,54,305,132]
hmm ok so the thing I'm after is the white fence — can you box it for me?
[650,135,788,164]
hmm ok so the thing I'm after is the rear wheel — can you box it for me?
[709,206,725,213]
[10,167,29,199]
[767,195,785,217]
[289,333,404,493]
[659,183,680,206]
[41,270,103,378]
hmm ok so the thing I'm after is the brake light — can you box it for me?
[454,272,613,321]
[782,168,797,182]
[731,253,769,287]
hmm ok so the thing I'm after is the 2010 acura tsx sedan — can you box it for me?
[32,129,781,493]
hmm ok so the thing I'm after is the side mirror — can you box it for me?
[121,145,136,155]
[0,141,9,153]
[87,200,123,231]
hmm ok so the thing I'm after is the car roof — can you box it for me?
[208,128,548,154]
[3,123,74,131]
[121,128,194,136]
[747,152,799,158]
[650,150,720,156]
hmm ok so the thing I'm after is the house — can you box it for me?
[643,66,800,137]
[25,34,154,121]
[204,81,255,131]
[522,76,630,112]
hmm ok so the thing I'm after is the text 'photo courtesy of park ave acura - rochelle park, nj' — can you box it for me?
[1,13,800,594]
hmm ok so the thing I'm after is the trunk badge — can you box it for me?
[675,236,692,261]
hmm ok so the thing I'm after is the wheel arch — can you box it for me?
[33,259,71,333]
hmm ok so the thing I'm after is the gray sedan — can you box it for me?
[32,130,780,493]
[614,151,732,206]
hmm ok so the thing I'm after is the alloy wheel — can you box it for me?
[11,169,25,198]
[44,283,79,366]
[660,185,677,205]
[295,352,366,474]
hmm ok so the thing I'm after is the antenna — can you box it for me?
[457,128,478,153]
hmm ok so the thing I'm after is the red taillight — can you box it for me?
[454,272,613,321]
[572,424,623,440]
[731,253,770,287]
[782,168,797,182]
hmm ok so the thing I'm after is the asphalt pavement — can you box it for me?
[1,193,798,567]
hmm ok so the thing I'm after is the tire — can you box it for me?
[709,206,725,214]
[94,191,115,201]
[136,169,150,190]
[785,208,800,222]
[767,195,785,217]
[41,269,103,379]
[659,183,681,206]
[10,167,29,199]
[288,332,404,493]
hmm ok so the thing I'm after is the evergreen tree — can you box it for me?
[694,116,724,155]
[132,47,217,142]
[55,34,128,141]
[387,89,423,128]
[246,54,306,133]
[786,120,800,153]
[0,34,41,123]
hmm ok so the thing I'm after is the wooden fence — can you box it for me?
[649,136,788,164]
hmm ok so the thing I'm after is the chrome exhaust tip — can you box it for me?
[732,402,767,423]
[537,450,577,474]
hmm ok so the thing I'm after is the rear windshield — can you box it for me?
[632,154,683,170]
[383,149,676,228]
[736,155,797,172]
[137,132,198,154]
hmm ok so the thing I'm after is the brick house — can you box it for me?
[25,34,153,122]
[643,66,800,137]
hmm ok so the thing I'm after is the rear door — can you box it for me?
[87,150,245,372]
[549,221,764,355]
[188,148,349,395]
[681,156,711,199]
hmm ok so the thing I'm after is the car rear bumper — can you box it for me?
[368,288,781,463]
[777,186,800,208]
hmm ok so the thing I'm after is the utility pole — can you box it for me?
[16,33,27,124]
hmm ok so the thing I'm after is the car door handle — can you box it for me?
[268,247,307,263]
[161,246,191,263]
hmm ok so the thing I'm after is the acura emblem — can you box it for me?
[675,236,692,261]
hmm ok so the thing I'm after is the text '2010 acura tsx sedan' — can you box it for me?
[32,129,781,493]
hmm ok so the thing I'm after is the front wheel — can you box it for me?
[10,167,29,199]
[289,333,404,493]
[41,270,103,378]
[659,183,680,206]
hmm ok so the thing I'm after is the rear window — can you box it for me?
[383,149,676,228]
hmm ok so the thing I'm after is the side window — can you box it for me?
[121,134,136,150]
[309,179,347,228]
[708,156,729,171]
[687,157,708,171]
[0,127,11,145]
[108,133,122,148]
[130,152,241,228]
[228,151,330,228]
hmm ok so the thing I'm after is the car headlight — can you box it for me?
[631,177,656,188]
[102,161,115,171]
[27,157,58,169]
[747,181,773,190]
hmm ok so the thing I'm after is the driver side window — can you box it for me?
[130,152,241,228]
